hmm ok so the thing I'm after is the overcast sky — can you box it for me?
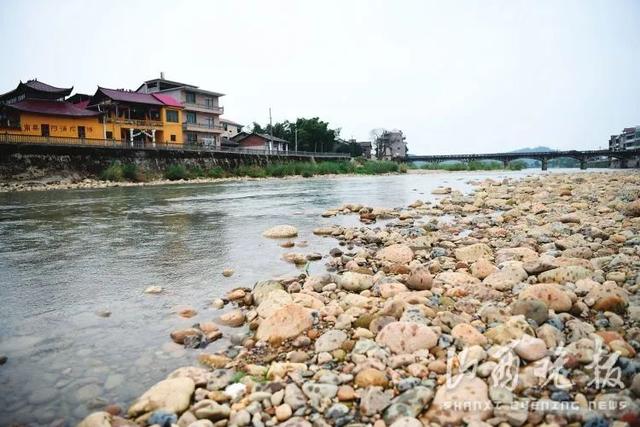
[1,0,639,153]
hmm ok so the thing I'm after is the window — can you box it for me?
[106,131,113,139]
[41,124,50,137]
[78,126,86,138]
[205,97,213,107]
[149,110,160,121]
[170,134,176,142]
[166,110,179,123]
[206,117,214,128]
[186,132,198,143]
[185,92,196,103]
[186,112,196,124]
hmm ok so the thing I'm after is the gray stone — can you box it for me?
[228,409,251,426]
[489,386,514,405]
[510,299,548,326]
[284,383,307,410]
[397,377,421,392]
[252,280,284,306]
[315,330,347,353]
[279,417,312,427]
[302,382,338,412]
[192,399,231,421]
[631,373,640,397]
[383,386,434,425]
[325,403,349,419]
[207,369,235,391]
[360,387,392,416]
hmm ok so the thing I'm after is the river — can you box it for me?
[0,170,585,426]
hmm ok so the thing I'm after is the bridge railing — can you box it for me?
[406,148,640,161]
[0,132,351,159]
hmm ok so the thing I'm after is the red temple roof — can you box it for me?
[22,80,72,93]
[89,87,164,106]
[7,99,100,117]
[0,79,73,103]
[151,93,183,108]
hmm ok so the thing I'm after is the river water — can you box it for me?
[0,170,583,426]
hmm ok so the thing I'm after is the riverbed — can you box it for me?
[0,169,593,426]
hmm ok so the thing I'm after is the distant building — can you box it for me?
[220,118,244,139]
[358,141,372,159]
[137,74,224,146]
[609,126,640,168]
[232,131,289,151]
[375,130,407,160]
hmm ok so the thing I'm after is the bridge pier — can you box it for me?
[541,158,548,171]
[502,159,509,169]
[620,158,628,169]
[579,159,587,170]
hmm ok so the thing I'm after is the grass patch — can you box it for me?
[417,159,528,171]
[356,160,401,174]
[164,164,189,181]
[206,166,226,178]
[188,166,205,179]
[102,160,408,182]
[231,371,247,383]
[100,162,146,182]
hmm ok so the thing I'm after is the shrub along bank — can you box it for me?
[98,160,406,183]
[414,159,527,171]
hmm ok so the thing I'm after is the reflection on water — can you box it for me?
[0,170,556,425]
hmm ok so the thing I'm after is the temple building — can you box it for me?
[0,79,184,145]
[86,87,183,144]
[0,80,102,139]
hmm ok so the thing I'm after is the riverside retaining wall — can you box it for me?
[0,143,344,180]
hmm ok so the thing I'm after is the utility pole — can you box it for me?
[269,107,273,152]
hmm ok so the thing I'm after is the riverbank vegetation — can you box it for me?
[98,160,406,183]
[413,159,528,171]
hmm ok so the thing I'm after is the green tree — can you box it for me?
[336,141,363,157]
[251,117,341,152]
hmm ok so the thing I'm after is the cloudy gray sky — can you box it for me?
[1,0,639,154]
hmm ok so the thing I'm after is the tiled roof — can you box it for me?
[0,80,73,102]
[220,118,243,126]
[7,100,100,117]
[23,80,72,93]
[151,93,182,108]
[92,87,164,105]
[234,131,289,144]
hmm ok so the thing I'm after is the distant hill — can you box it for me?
[510,146,579,168]
[511,146,554,153]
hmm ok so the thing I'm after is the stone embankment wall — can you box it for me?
[0,143,336,181]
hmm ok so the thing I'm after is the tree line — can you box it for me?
[250,117,363,156]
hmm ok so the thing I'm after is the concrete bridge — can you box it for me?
[406,148,640,170]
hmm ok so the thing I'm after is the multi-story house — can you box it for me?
[610,126,640,151]
[220,118,244,139]
[137,74,224,146]
[609,126,640,168]
[375,130,407,160]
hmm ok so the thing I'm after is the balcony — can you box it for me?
[106,117,163,128]
[183,102,224,114]
[183,122,225,133]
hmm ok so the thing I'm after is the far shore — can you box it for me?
[0,167,569,194]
